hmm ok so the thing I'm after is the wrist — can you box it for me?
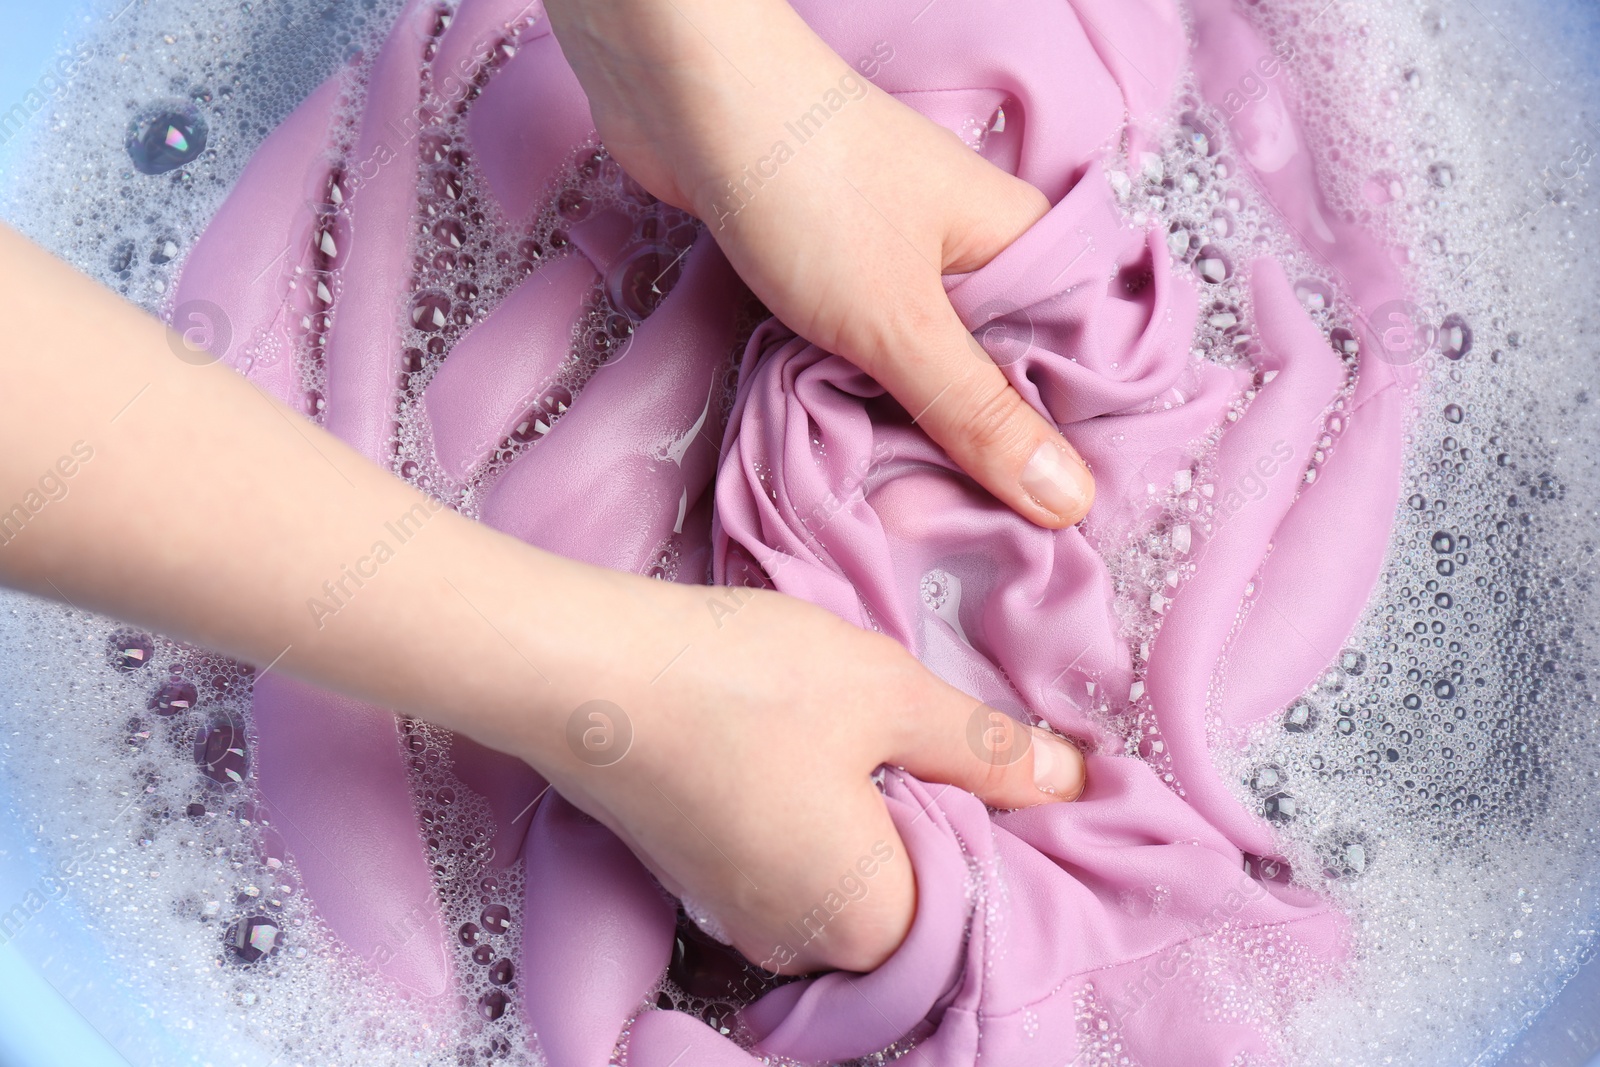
[418,532,699,775]
[542,0,860,214]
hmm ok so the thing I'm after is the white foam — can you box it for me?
[1098,3,1600,1064]
[0,0,1598,1064]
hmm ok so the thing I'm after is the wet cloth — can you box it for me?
[174,0,1411,1061]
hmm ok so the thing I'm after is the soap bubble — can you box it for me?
[1295,278,1335,312]
[149,681,198,716]
[1283,701,1320,733]
[1319,830,1373,880]
[477,990,508,1021]
[1194,245,1231,283]
[556,188,591,221]
[410,290,451,332]
[1262,792,1299,823]
[1439,314,1473,360]
[1330,326,1361,358]
[126,105,208,174]
[225,916,283,964]
[606,241,683,322]
[1249,763,1289,794]
[194,709,248,787]
[479,904,511,935]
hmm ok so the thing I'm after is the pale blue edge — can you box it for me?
[0,938,128,1067]
[0,4,88,180]
[0,17,132,1067]
[0,0,128,1051]
[0,4,147,1060]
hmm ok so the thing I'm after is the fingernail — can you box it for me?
[1031,730,1085,799]
[1021,440,1094,523]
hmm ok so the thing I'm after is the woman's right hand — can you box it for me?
[0,181,1087,981]
[517,571,1086,975]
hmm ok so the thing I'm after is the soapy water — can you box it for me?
[1,0,1599,1063]
[1219,5,1600,1064]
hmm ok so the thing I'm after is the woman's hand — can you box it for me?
[0,0,1102,980]
[520,574,1085,975]
[0,222,1085,977]
[545,0,1096,528]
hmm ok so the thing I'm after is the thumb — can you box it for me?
[892,686,1087,809]
[864,291,1095,528]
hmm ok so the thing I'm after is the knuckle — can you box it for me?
[870,299,947,369]
[950,377,1033,458]
[978,740,1029,797]
[962,706,1033,795]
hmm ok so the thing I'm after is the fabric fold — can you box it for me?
[172,0,1415,1062]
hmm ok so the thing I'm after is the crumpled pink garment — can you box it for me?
[173,0,1413,1062]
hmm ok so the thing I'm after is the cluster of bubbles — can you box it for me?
[1080,77,1367,807]
[2,0,1599,1062]
[381,129,722,589]
[1074,2,1600,1065]
[2,0,406,298]
[0,599,464,1064]
[0,0,561,1064]
[0,0,760,1062]
[332,9,767,590]
[382,132,702,506]
[396,716,528,1040]
[1236,0,1600,1062]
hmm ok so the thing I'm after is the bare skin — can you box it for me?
[0,0,1089,978]
[544,0,1096,527]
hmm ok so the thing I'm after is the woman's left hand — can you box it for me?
[545,0,1096,529]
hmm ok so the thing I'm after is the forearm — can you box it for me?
[0,223,651,764]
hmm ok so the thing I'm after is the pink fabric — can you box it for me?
[174,0,1411,1062]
